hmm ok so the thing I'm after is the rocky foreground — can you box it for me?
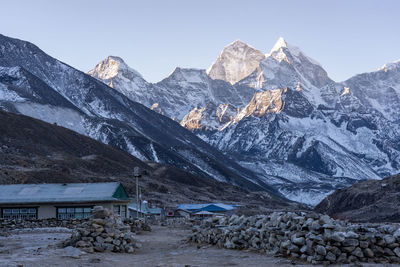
[189,211,400,265]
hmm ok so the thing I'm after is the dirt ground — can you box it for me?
[0,226,396,267]
[0,226,294,267]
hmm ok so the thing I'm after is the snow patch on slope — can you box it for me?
[124,137,147,161]
[14,102,86,135]
[0,83,25,102]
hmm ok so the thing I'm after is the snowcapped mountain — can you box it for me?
[89,59,256,120]
[237,37,333,106]
[0,33,288,198]
[203,87,395,204]
[87,37,400,205]
[340,60,400,121]
[193,39,400,204]
[88,56,150,104]
[206,40,266,85]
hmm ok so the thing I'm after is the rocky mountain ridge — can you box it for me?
[315,173,400,223]
[0,33,284,198]
[89,37,400,205]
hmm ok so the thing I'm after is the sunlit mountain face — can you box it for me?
[87,37,400,205]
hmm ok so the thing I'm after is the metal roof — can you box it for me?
[177,203,236,212]
[0,182,129,205]
[128,202,161,215]
[194,210,214,215]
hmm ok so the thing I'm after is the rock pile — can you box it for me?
[189,211,400,264]
[63,206,140,253]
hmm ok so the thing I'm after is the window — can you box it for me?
[113,205,120,215]
[1,207,37,220]
[121,205,127,219]
[57,206,91,220]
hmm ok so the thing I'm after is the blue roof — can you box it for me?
[177,203,236,212]
[0,182,128,204]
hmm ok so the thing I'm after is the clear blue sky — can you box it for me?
[1,0,399,82]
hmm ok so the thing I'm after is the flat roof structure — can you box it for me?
[0,182,131,220]
[0,182,129,205]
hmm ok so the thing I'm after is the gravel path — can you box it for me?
[0,226,395,266]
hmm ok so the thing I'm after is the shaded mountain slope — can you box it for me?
[315,173,400,223]
[0,110,295,209]
[0,109,149,184]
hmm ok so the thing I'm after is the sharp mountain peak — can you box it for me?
[88,55,144,81]
[207,40,266,85]
[269,37,288,54]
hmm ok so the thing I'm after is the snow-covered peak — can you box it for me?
[269,37,288,54]
[88,56,143,82]
[269,37,305,59]
[207,40,266,85]
[267,37,322,67]
[87,55,150,105]
[378,59,400,72]
[227,39,249,48]
[164,67,207,83]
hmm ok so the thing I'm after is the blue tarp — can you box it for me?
[177,203,236,213]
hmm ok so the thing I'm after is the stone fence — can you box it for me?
[0,218,81,232]
[0,217,151,233]
[189,211,400,265]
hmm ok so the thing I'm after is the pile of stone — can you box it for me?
[63,206,140,253]
[189,211,400,264]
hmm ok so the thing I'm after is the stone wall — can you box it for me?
[0,218,82,232]
[189,211,400,264]
[0,216,151,233]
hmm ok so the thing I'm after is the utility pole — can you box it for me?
[134,167,140,219]
[139,187,142,219]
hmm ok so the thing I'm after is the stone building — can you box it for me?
[0,182,130,220]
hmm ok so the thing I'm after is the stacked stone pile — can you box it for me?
[189,211,400,264]
[63,206,141,253]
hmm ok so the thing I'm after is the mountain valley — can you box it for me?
[0,33,398,205]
